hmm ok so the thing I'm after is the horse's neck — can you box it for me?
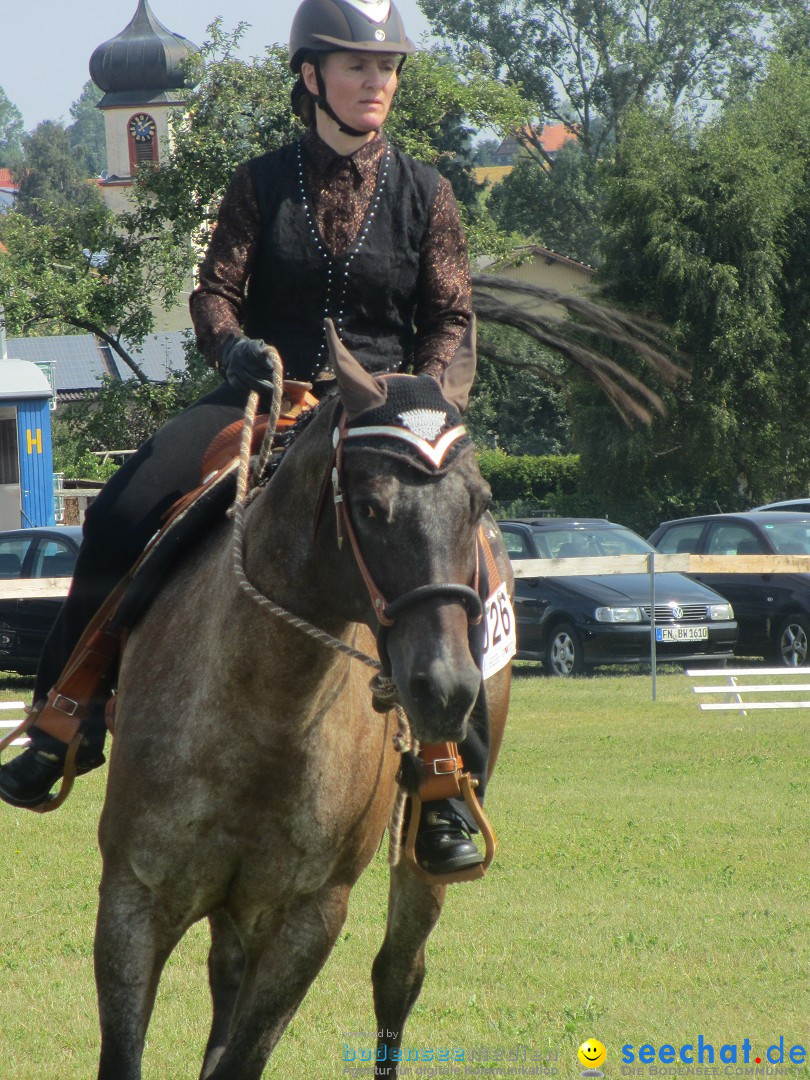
[242,401,345,627]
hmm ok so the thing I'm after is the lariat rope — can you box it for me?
[229,351,415,864]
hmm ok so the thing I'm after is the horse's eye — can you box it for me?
[356,501,377,520]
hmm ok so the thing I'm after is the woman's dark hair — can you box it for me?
[291,74,316,126]
[290,51,323,127]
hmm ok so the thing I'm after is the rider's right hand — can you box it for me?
[218,335,276,396]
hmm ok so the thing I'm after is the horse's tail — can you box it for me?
[472,273,685,425]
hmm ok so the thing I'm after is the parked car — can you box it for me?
[498,517,737,676]
[649,511,810,665]
[0,526,81,675]
[752,498,810,514]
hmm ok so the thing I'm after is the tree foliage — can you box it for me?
[13,121,102,222]
[466,323,571,454]
[0,85,24,169]
[420,0,801,269]
[570,54,810,531]
[0,198,188,377]
[419,0,797,161]
[487,141,604,264]
[67,81,107,179]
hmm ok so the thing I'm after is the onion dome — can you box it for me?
[90,0,200,106]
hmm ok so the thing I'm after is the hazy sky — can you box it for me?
[2,0,433,131]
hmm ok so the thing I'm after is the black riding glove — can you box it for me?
[218,335,276,396]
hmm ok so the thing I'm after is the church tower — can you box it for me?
[89,0,199,214]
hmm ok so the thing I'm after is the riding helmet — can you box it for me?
[290,0,416,72]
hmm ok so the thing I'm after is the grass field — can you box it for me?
[1,666,808,1079]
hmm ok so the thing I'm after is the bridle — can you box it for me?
[320,409,484,641]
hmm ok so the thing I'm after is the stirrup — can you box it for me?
[403,775,497,886]
[0,711,85,815]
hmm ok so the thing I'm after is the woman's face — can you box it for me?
[303,50,399,133]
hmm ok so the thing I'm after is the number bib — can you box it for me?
[482,583,516,680]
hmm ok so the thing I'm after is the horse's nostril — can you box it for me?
[407,668,479,732]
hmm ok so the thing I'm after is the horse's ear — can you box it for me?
[439,315,477,414]
[325,319,388,419]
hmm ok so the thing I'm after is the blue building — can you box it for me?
[0,360,55,529]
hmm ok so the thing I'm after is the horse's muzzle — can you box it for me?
[384,606,482,742]
[401,660,481,743]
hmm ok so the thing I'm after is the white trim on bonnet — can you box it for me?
[343,424,469,468]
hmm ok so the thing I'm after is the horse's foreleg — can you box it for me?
[200,910,246,1080]
[372,863,447,1079]
[95,867,187,1080]
[206,885,351,1080]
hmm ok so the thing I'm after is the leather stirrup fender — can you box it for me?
[414,741,464,803]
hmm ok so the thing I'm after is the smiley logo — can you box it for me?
[578,1039,607,1070]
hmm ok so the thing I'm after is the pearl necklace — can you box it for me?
[296,140,392,371]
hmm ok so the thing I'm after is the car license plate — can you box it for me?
[655,625,709,642]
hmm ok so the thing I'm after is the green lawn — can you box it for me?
[0,667,808,1079]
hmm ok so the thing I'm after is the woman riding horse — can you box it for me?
[0,0,488,875]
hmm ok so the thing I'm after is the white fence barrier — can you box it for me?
[509,552,810,699]
[0,701,31,747]
[687,667,810,713]
[0,578,70,600]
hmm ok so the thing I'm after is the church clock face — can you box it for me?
[128,113,156,142]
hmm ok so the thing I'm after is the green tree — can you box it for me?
[466,323,571,454]
[0,86,24,169]
[420,0,801,270]
[487,141,604,264]
[571,54,810,532]
[419,0,795,163]
[67,81,106,178]
[0,199,186,377]
[14,120,101,221]
[473,138,501,165]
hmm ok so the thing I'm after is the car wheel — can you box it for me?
[774,615,810,667]
[544,622,584,677]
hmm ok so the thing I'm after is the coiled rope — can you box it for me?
[229,350,414,864]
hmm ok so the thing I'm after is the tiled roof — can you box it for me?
[491,243,597,274]
[538,124,577,153]
[496,123,578,156]
[6,335,111,391]
[5,331,190,393]
[108,331,191,381]
[0,167,17,190]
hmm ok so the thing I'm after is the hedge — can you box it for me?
[476,449,582,515]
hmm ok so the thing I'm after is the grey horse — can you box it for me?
[94,323,513,1080]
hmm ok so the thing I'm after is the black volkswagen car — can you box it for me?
[499,518,736,676]
[0,527,81,675]
[649,511,810,665]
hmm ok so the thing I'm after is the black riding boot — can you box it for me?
[414,798,484,874]
[0,713,106,810]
